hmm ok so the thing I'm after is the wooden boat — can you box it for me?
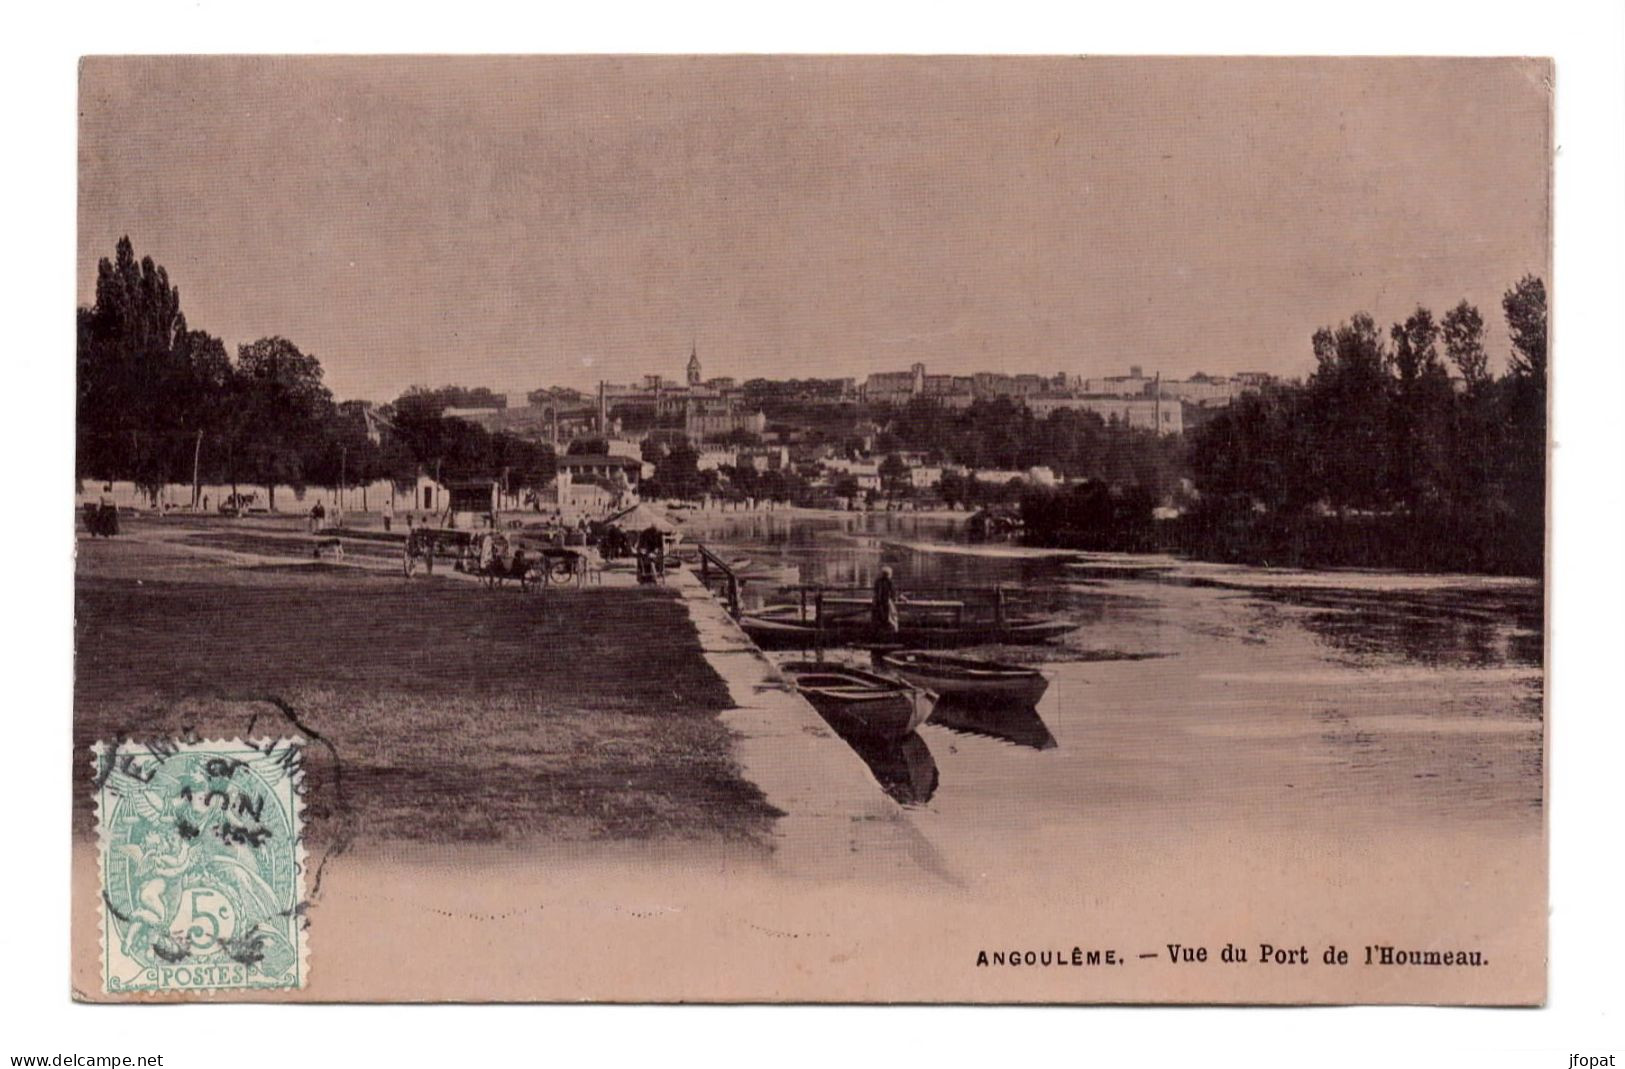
[879,651,1049,705]
[739,609,1077,650]
[779,662,936,739]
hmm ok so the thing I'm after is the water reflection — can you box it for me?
[709,510,1542,838]
[1257,586,1545,668]
[835,728,939,806]
[704,508,1543,672]
[816,696,1060,807]
[928,697,1058,751]
[1063,561,1175,581]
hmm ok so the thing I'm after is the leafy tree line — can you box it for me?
[638,439,806,504]
[740,378,853,405]
[886,396,1188,503]
[1179,277,1547,574]
[401,384,510,411]
[78,237,553,508]
[385,387,555,491]
[1019,480,1161,551]
[935,470,1027,509]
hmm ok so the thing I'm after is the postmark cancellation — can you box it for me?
[93,738,307,995]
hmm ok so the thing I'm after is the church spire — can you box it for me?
[686,341,701,386]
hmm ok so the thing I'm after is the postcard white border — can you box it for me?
[8,1,1622,1066]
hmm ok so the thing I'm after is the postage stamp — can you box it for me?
[93,739,307,994]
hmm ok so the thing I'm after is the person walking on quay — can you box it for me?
[872,565,900,635]
[93,483,120,537]
[636,524,665,584]
[383,496,394,532]
[310,500,326,532]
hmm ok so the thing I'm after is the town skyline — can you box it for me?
[80,56,1549,404]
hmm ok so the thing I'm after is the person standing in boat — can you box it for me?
[872,566,900,635]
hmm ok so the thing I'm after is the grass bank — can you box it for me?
[74,538,780,850]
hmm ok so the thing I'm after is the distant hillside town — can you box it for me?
[388,348,1282,514]
[443,350,1280,449]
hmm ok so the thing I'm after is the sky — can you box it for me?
[78,56,1551,404]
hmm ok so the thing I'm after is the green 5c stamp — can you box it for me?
[94,739,307,994]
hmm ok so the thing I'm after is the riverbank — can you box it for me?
[677,502,969,524]
[73,514,932,867]
[73,527,785,848]
[73,515,955,1001]
[665,565,952,882]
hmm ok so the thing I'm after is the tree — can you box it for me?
[394,385,508,411]
[1388,307,1440,383]
[832,473,861,507]
[1502,275,1547,383]
[306,410,366,500]
[758,468,792,503]
[375,434,422,498]
[234,337,334,509]
[1499,275,1548,565]
[1188,386,1296,511]
[1441,300,1489,390]
[1307,313,1392,512]
[878,453,911,501]
[383,387,453,468]
[1387,307,1453,513]
[77,236,213,501]
[489,435,556,494]
[646,443,702,501]
[725,463,760,503]
[1019,479,1158,551]
[527,386,583,407]
[1438,303,1498,514]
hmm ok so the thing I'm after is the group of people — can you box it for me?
[307,500,340,532]
[634,524,668,584]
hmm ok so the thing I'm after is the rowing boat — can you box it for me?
[879,651,1049,705]
[780,662,936,739]
[739,609,1077,650]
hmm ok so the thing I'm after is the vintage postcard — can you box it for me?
[73,55,1550,1003]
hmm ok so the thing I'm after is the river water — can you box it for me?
[687,510,1545,870]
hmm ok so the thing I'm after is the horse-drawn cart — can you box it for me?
[402,527,588,590]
